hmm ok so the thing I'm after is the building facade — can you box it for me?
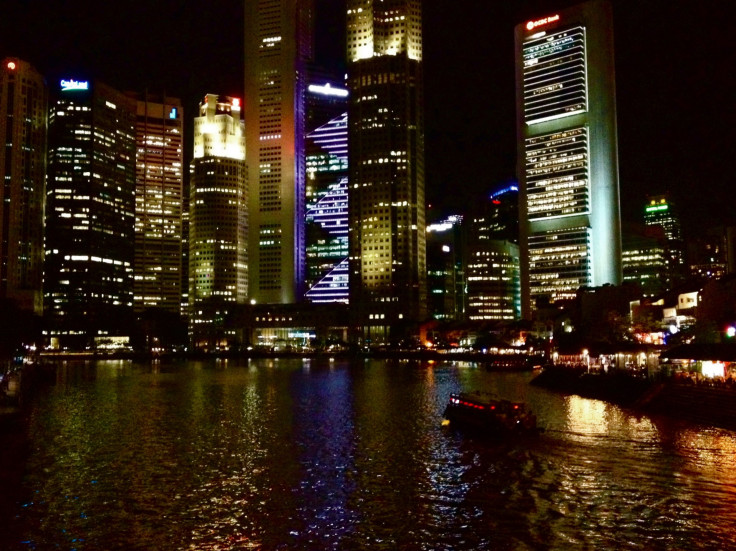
[644,194,685,288]
[244,0,314,305]
[426,216,464,321]
[45,79,137,349]
[0,58,47,315]
[347,0,426,339]
[130,93,184,316]
[305,109,349,304]
[189,94,247,350]
[516,0,622,317]
[466,186,521,322]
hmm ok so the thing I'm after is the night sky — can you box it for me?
[2,0,731,236]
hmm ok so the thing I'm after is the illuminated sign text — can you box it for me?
[61,79,89,92]
[526,14,560,31]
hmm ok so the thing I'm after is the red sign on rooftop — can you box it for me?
[526,14,560,31]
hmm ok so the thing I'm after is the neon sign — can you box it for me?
[308,83,349,98]
[526,14,560,31]
[60,79,89,91]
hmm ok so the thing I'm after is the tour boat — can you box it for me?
[442,392,538,436]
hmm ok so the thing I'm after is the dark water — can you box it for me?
[2,358,736,550]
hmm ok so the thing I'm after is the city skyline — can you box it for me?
[0,1,729,236]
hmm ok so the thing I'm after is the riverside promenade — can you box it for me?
[531,366,736,431]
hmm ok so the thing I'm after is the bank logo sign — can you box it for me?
[61,79,89,92]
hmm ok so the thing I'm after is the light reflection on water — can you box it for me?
[4,358,736,550]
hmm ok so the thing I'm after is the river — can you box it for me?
[2,358,736,550]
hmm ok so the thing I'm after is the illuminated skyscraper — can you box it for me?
[130,93,184,315]
[305,110,349,304]
[45,79,137,349]
[466,186,521,322]
[244,0,314,305]
[0,58,47,315]
[189,94,247,349]
[644,195,685,287]
[516,0,622,317]
[347,0,426,338]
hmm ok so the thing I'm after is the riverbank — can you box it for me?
[531,367,736,431]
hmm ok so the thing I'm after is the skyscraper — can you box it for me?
[130,93,184,316]
[244,0,314,305]
[45,78,137,349]
[189,94,247,350]
[305,103,349,304]
[347,0,426,339]
[466,186,521,322]
[644,194,685,288]
[0,58,47,315]
[426,215,464,321]
[516,0,622,317]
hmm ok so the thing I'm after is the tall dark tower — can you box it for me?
[244,0,314,305]
[130,93,184,316]
[0,58,47,315]
[45,79,137,349]
[347,0,426,342]
[516,0,622,318]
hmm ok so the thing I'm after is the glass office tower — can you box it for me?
[516,0,622,317]
[131,93,184,316]
[305,110,349,304]
[45,79,137,349]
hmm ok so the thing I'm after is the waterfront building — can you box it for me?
[244,0,314,305]
[0,58,47,315]
[516,0,622,317]
[305,110,349,304]
[466,187,522,322]
[45,78,137,349]
[347,0,426,340]
[189,94,247,350]
[644,194,685,287]
[426,216,465,321]
[129,93,184,316]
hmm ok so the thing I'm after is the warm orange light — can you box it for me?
[526,14,560,31]
[7,61,16,70]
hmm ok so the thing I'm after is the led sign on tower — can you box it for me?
[60,79,89,92]
[308,83,349,97]
[526,14,560,31]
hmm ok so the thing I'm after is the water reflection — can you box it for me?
[3,359,736,549]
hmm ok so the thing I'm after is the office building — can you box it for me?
[466,187,521,322]
[516,0,622,317]
[0,58,47,315]
[130,93,184,316]
[189,94,247,350]
[244,0,314,305]
[45,79,137,349]
[622,226,667,297]
[305,110,349,303]
[347,0,426,339]
[644,194,685,287]
[426,216,464,321]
